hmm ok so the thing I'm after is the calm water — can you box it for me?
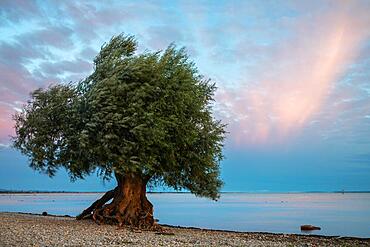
[0,192,369,238]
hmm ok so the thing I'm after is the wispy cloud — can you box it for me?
[1,0,370,192]
[215,1,370,146]
[0,0,369,149]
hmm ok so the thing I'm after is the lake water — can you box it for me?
[0,192,369,238]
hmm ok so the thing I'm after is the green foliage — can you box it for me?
[13,34,226,200]
[13,85,92,179]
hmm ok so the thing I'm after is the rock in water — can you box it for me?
[300,225,321,231]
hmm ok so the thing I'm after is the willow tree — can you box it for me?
[13,34,225,228]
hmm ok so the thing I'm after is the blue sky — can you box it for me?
[0,0,370,192]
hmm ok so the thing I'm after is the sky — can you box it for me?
[0,0,370,192]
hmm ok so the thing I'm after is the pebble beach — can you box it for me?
[0,213,369,247]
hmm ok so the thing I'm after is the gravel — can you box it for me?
[0,212,369,247]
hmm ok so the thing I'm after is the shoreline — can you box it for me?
[4,211,370,241]
[1,212,369,246]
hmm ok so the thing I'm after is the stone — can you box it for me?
[300,225,321,231]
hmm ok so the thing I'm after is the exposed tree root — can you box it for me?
[76,188,117,220]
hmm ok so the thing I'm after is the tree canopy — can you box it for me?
[13,34,226,200]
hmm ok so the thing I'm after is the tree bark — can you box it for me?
[77,172,155,229]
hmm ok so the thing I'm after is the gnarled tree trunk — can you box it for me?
[77,172,155,229]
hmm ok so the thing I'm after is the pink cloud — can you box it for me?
[0,104,16,144]
[216,2,370,146]
[0,63,41,145]
[0,63,40,96]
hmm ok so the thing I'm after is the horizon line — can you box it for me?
[1,189,370,194]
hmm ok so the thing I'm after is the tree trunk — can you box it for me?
[78,172,155,229]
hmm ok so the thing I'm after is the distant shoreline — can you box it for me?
[1,190,370,194]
